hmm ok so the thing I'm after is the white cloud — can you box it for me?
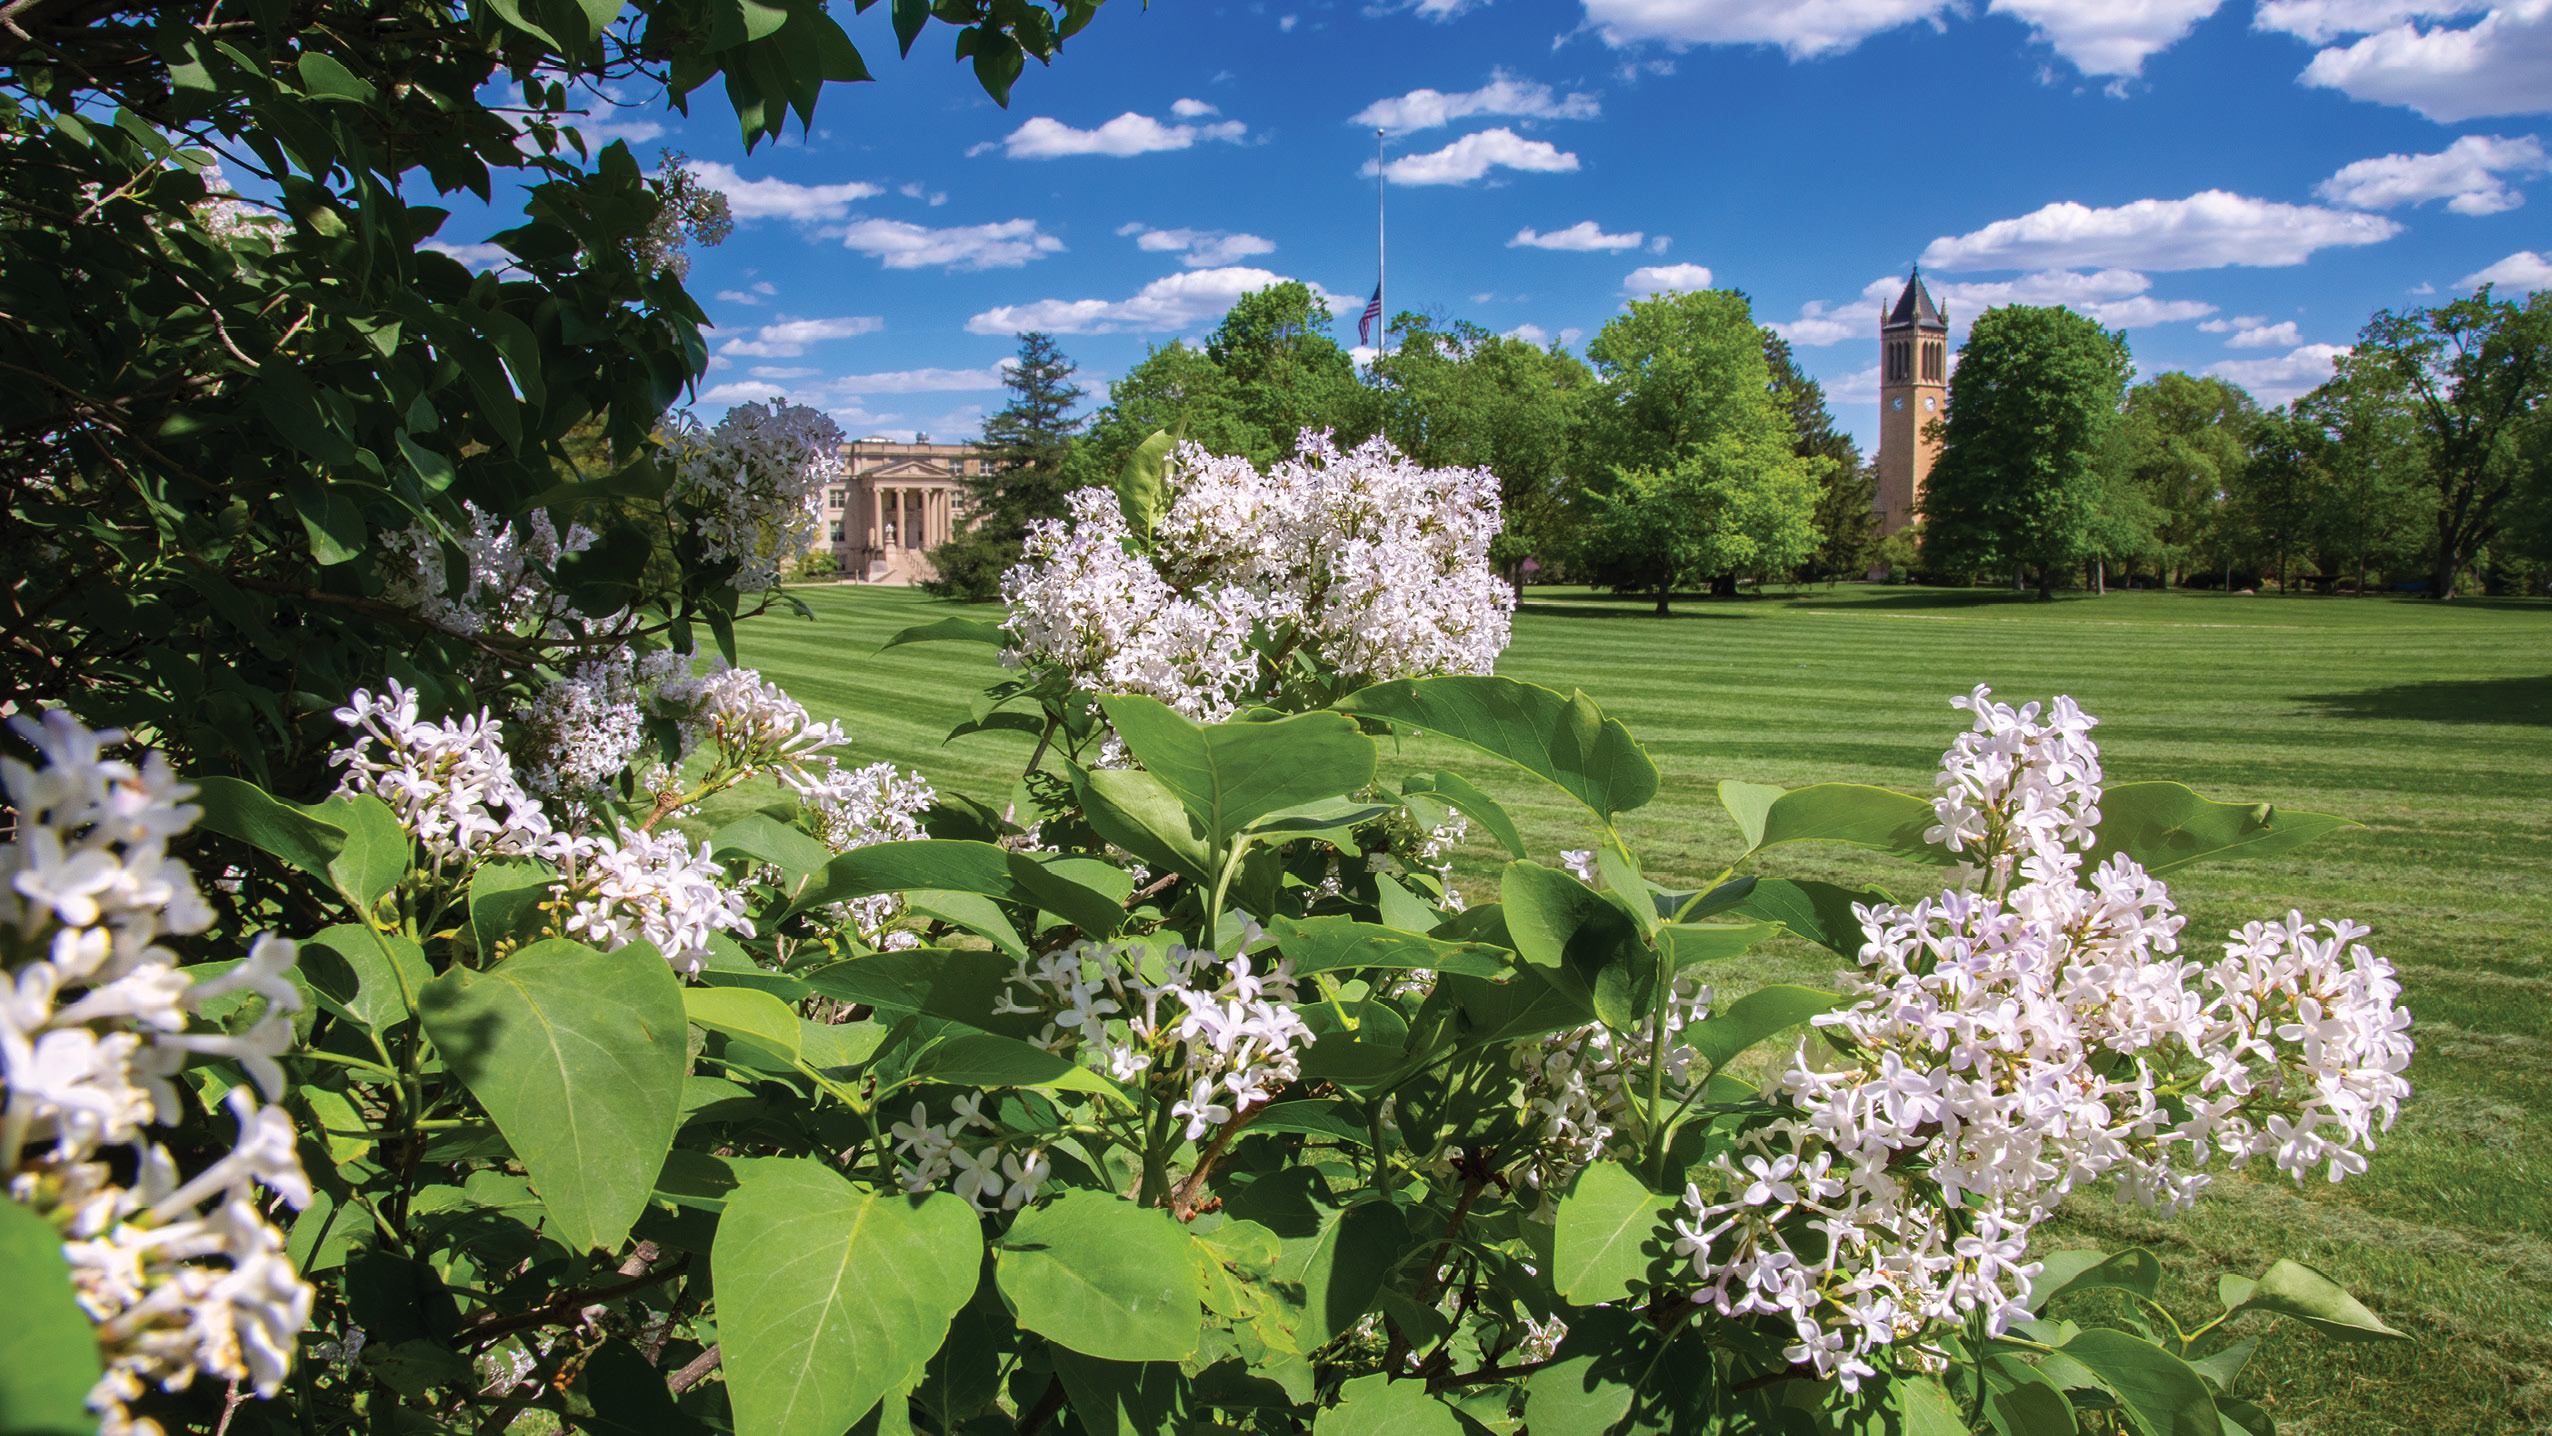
[982,111,1248,159]
[2224,319,2304,347]
[1827,363,1883,405]
[1171,98,1221,117]
[1281,13,1299,30]
[1350,71,1601,129]
[1921,190,2401,271]
[749,366,822,380]
[2283,1,2552,122]
[1580,0,1951,58]
[1623,263,1715,296]
[715,316,885,358]
[1372,128,1579,185]
[1859,267,2214,326]
[2197,313,2267,330]
[422,240,513,270]
[698,381,801,406]
[1560,326,1586,346]
[2460,248,2552,288]
[828,365,1014,394]
[2207,343,2351,404]
[1508,323,1553,344]
[1511,221,1645,251]
[687,161,882,222]
[967,266,1297,334]
[716,281,781,306]
[2254,2,2480,45]
[837,218,1064,271]
[1121,224,1279,267]
[1770,299,1860,346]
[2316,133,2549,213]
[898,181,950,206]
[1985,0,2228,77]
[569,113,667,146]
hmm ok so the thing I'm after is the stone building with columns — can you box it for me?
[817,437,990,585]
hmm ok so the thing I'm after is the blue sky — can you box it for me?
[432,0,2552,452]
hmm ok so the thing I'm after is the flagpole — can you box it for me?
[1375,126,1385,355]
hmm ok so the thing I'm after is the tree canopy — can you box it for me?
[1920,304,2133,599]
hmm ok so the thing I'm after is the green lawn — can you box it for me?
[725,581,2552,1436]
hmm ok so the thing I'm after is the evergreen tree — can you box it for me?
[926,332,1087,599]
[1920,305,2132,600]
[1764,331,1875,582]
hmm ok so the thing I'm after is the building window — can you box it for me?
[829,521,843,542]
[828,491,844,510]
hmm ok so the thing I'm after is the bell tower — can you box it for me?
[1874,268,1949,536]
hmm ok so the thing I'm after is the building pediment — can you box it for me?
[862,458,955,480]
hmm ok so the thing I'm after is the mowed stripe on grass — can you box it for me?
[728,582,2552,1435]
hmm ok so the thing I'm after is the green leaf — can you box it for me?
[297,51,378,103]
[1654,920,1779,972]
[1115,429,1175,537]
[716,1159,982,1436]
[469,857,557,957]
[2186,1337,2258,1393]
[2061,1329,2224,1436]
[1269,914,1511,978]
[685,985,803,1065]
[2226,1259,2406,1342]
[1271,1199,1403,1348]
[1338,675,1658,820]
[1499,860,1631,978]
[1048,1349,1184,1436]
[0,1200,103,1434]
[997,1189,1202,1362]
[1896,1376,1971,1436]
[1006,851,1128,938]
[417,939,686,1252]
[193,775,347,879]
[1717,779,1784,850]
[801,948,1023,1028]
[1098,696,1377,848]
[1076,766,1215,885]
[299,924,431,1030]
[287,476,368,565]
[573,0,626,41]
[574,1337,711,1436]
[785,839,1021,921]
[911,1032,1128,1106]
[712,813,833,876]
[1405,770,1526,858]
[305,793,411,909]
[1685,984,1845,1076]
[879,616,1010,652]
[1553,1161,1672,1305]
[1525,1355,1636,1436]
[906,889,1029,959]
[2085,782,2358,877]
[1315,1374,1462,1436]
[1751,783,1960,865]
[2216,1395,2278,1436]
[2024,1249,2162,1313]
[1984,1365,2078,1436]
[1720,878,1886,956]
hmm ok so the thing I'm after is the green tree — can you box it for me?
[926,331,1087,599]
[1367,317,1591,590]
[2105,372,2257,584]
[2350,287,2552,599]
[1083,282,1371,476]
[1920,305,2133,599]
[2293,364,2429,594]
[1575,290,1827,607]
[1764,331,1875,582]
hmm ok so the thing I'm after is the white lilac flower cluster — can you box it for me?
[1670,687,2413,1392]
[1506,977,1712,1215]
[513,649,696,806]
[0,711,314,1436]
[330,683,752,972]
[378,501,600,639]
[887,1094,1053,1213]
[665,399,846,594]
[996,935,1313,1139]
[1001,433,1511,722]
[789,759,936,949]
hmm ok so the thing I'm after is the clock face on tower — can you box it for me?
[1924,397,1937,411]
[1891,397,1905,411]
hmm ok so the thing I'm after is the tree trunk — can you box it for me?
[1654,588,1671,616]
[1709,573,1738,599]
[2356,558,2366,597]
[2096,558,2105,596]
[2036,566,2053,602]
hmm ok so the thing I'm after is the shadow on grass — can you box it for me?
[1515,595,1760,621]
[2297,674,2552,726]
[1783,587,2052,611]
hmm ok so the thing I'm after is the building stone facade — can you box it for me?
[1873,270,1949,537]
[817,437,990,585]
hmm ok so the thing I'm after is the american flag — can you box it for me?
[1357,285,1382,347]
